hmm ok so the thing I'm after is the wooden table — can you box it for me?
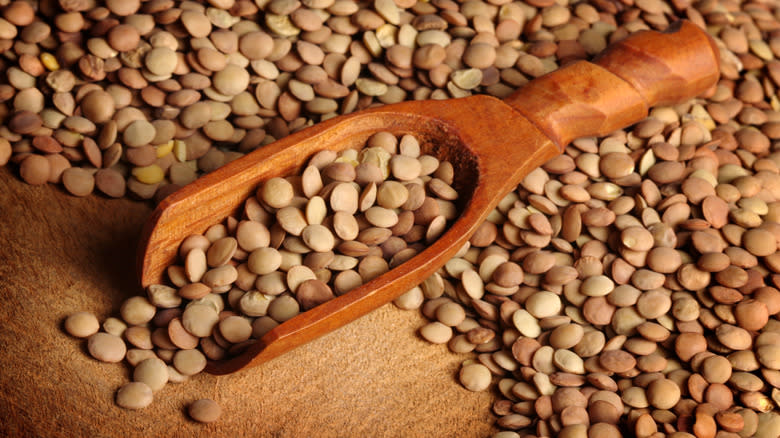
[0,166,496,437]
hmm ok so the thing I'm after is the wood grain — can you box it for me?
[0,166,496,437]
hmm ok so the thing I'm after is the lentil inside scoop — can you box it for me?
[140,132,460,363]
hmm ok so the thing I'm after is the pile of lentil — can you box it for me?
[12,0,775,434]
[410,114,780,437]
[3,0,568,200]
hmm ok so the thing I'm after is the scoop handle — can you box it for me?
[504,20,720,149]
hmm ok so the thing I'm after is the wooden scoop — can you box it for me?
[138,21,720,375]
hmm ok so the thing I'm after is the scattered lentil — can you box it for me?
[189,399,221,423]
[64,312,99,338]
[115,382,153,410]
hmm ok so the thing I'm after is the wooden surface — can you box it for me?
[0,166,495,437]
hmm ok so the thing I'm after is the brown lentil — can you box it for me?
[115,382,153,410]
[189,399,221,423]
[64,312,100,338]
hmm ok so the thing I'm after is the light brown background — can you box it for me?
[0,166,497,437]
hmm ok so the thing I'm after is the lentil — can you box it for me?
[87,332,126,363]
[64,312,100,338]
[189,399,222,423]
[115,382,153,410]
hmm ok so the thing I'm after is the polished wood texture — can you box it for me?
[136,21,720,374]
